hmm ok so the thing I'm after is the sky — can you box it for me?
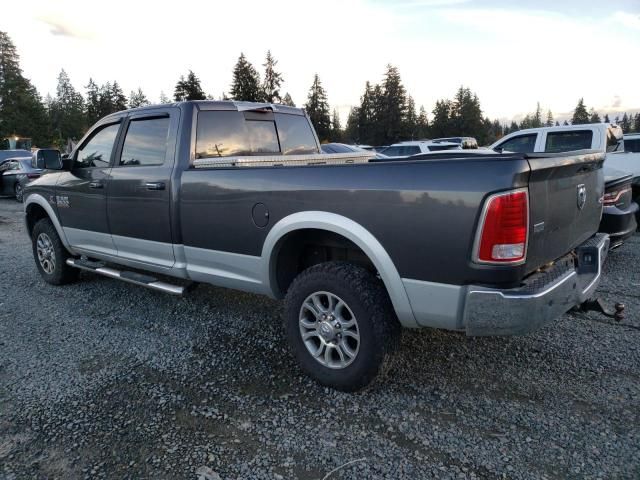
[1,0,639,125]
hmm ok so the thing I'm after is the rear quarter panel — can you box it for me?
[179,156,531,287]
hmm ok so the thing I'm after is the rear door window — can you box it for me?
[119,117,170,167]
[497,134,537,153]
[380,146,421,156]
[544,130,593,153]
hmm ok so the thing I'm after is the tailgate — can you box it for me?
[525,150,605,273]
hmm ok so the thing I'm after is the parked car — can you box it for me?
[378,140,462,157]
[430,137,479,149]
[0,156,41,202]
[0,149,31,162]
[24,101,609,391]
[321,143,388,159]
[490,124,638,246]
[624,133,640,153]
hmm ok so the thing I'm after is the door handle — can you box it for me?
[145,182,166,191]
[89,181,104,189]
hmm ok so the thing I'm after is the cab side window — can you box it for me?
[119,117,170,167]
[545,130,592,153]
[497,134,537,153]
[75,123,120,169]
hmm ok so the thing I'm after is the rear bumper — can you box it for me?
[600,202,638,248]
[463,233,609,336]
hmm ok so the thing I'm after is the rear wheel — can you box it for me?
[31,218,79,285]
[14,183,23,203]
[284,262,401,392]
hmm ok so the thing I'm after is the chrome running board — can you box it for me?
[66,258,185,295]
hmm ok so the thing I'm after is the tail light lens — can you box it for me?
[602,186,631,206]
[474,189,529,264]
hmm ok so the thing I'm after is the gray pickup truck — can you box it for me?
[24,101,609,391]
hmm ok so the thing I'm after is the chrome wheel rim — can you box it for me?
[299,291,360,369]
[36,233,56,274]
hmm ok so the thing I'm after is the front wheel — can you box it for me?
[14,183,23,203]
[284,262,401,392]
[31,218,79,285]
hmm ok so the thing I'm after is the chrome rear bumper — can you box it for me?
[463,233,609,336]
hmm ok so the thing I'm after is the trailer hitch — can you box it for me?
[579,298,625,321]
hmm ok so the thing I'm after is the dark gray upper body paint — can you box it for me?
[25,101,605,289]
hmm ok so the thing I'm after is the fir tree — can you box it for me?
[229,54,262,102]
[589,108,600,123]
[329,108,343,142]
[281,92,295,106]
[604,113,610,124]
[571,98,590,124]
[620,112,630,132]
[304,74,331,142]
[344,106,360,143]
[110,81,127,111]
[545,109,554,127]
[85,78,100,126]
[430,99,454,138]
[404,96,418,140]
[451,86,485,140]
[356,81,377,145]
[128,88,149,108]
[50,69,85,144]
[376,65,407,145]
[416,106,429,139]
[261,50,283,104]
[633,113,640,133]
[0,31,49,146]
[159,91,170,104]
[174,70,205,101]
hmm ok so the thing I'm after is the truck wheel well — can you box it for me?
[25,203,49,237]
[274,229,376,297]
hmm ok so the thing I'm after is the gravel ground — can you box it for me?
[0,197,639,479]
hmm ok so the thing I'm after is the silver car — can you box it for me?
[0,156,41,202]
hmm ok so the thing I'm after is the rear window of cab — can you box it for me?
[195,111,319,159]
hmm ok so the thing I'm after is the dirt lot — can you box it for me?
[0,197,639,479]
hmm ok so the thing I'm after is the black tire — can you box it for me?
[31,218,79,285]
[284,261,401,392]
[14,182,23,203]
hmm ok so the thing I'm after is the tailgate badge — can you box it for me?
[577,184,586,210]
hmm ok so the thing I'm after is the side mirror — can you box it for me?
[33,149,63,170]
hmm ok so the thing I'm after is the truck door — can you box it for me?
[56,121,122,255]
[106,109,179,268]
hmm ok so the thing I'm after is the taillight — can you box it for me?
[602,186,631,206]
[474,189,529,264]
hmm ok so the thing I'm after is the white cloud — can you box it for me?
[610,11,640,30]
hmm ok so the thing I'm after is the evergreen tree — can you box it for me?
[404,96,418,140]
[0,31,49,146]
[159,91,170,104]
[451,86,485,141]
[49,69,85,145]
[509,121,519,133]
[555,121,560,126]
[229,54,262,102]
[174,70,205,101]
[356,81,377,145]
[329,108,343,142]
[571,98,590,124]
[97,81,113,117]
[281,92,295,106]
[344,106,360,143]
[304,74,331,142]
[604,113,610,123]
[563,120,569,126]
[376,65,407,144]
[545,109,554,127]
[85,78,100,126]
[129,87,149,108]
[532,102,543,128]
[110,81,127,111]
[416,106,429,139]
[430,99,454,138]
[620,112,630,132]
[589,108,601,123]
[633,113,640,133]
[261,50,283,104]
